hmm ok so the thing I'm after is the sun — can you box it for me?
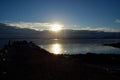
[51,24,62,32]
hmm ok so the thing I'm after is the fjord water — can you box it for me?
[0,39,120,54]
[38,39,120,54]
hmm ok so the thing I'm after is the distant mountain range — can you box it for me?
[0,23,120,39]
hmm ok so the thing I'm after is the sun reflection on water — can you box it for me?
[51,43,63,54]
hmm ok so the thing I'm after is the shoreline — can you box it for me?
[0,41,120,80]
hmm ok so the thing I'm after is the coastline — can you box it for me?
[0,41,120,80]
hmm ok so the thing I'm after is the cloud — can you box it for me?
[71,25,119,32]
[115,19,120,23]
[7,22,54,31]
[79,27,120,32]
[6,22,120,32]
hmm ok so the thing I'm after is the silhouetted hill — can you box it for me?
[55,30,120,39]
[0,23,40,38]
[0,23,120,39]
[104,42,120,48]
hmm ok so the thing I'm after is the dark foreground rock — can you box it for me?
[0,41,120,80]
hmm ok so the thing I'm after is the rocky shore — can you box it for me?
[0,41,120,80]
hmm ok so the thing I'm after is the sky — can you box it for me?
[0,0,120,32]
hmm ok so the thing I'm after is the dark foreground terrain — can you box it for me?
[0,41,120,80]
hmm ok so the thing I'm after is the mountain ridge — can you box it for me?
[0,23,120,39]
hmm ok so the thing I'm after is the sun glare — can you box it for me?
[51,24,62,32]
[51,43,62,54]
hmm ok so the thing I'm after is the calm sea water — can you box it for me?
[0,39,120,54]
